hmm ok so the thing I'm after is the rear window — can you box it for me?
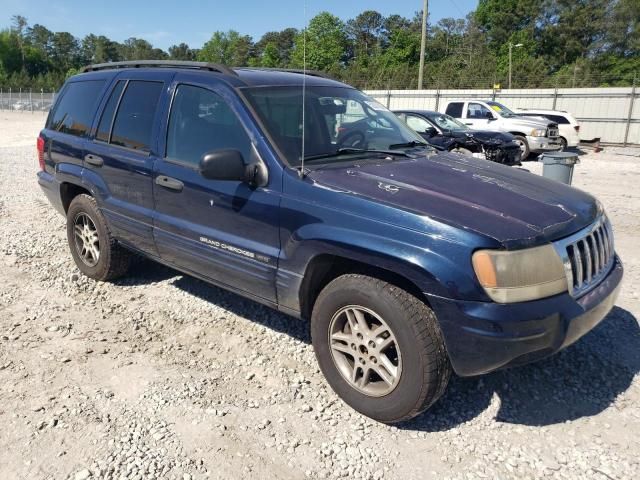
[110,81,163,151]
[445,102,463,118]
[47,80,105,137]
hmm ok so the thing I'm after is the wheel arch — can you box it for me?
[298,252,433,320]
[60,182,92,213]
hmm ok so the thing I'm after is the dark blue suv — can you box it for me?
[37,61,623,423]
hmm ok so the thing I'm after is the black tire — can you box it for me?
[513,135,530,159]
[66,194,131,281]
[311,274,451,423]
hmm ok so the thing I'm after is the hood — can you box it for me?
[307,154,600,249]
[508,115,556,130]
[454,130,515,144]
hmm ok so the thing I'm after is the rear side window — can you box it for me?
[166,84,251,166]
[47,80,105,137]
[96,81,126,142]
[546,114,569,124]
[445,102,463,118]
[111,81,163,151]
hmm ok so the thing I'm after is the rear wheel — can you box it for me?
[66,194,131,281]
[513,135,530,159]
[311,274,451,423]
[558,137,568,151]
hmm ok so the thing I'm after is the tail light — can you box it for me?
[37,136,45,171]
[574,125,580,132]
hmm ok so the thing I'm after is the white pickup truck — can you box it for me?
[442,100,561,158]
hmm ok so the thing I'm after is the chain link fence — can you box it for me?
[0,89,56,113]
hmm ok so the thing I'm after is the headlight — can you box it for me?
[472,244,567,303]
[530,128,546,137]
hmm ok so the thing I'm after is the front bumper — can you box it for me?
[528,135,562,153]
[429,256,623,377]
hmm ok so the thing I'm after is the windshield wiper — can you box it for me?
[303,147,409,163]
[388,140,430,150]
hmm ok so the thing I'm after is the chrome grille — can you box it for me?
[547,127,559,138]
[554,216,615,297]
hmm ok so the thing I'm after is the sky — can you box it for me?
[0,0,478,51]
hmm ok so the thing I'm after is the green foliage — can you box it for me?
[198,30,253,65]
[290,12,348,71]
[0,4,638,91]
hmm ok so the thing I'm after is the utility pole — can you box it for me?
[418,0,428,90]
[508,42,523,89]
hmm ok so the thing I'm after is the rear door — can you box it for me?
[152,78,280,302]
[85,72,173,256]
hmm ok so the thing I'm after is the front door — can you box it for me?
[465,102,498,130]
[152,81,280,302]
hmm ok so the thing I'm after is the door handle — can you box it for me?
[84,154,104,167]
[155,175,184,192]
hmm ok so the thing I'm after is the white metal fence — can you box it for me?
[0,89,56,113]
[365,87,640,146]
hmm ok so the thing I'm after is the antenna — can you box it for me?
[299,0,307,178]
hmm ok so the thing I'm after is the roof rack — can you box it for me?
[237,67,335,80]
[80,60,237,76]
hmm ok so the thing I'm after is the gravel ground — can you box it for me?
[0,111,639,480]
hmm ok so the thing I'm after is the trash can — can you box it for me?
[539,152,580,185]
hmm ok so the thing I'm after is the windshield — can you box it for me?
[425,112,469,131]
[486,101,518,118]
[242,86,427,167]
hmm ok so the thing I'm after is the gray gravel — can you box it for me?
[0,112,639,479]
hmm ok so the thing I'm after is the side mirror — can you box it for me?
[423,126,438,137]
[485,111,496,120]
[199,149,268,188]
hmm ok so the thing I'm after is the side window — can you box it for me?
[166,84,251,166]
[405,115,433,133]
[445,102,463,118]
[467,103,492,119]
[47,80,105,137]
[111,81,163,151]
[96,80,125,142]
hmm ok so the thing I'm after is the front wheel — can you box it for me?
[311,274,451,423]
[513,135,530,159]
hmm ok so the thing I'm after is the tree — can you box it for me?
[198,30,254,65]
[27,24,53,56]
[51,32,80,72]
[347,10,384,59]
[254,28,297,67]
[169,43,196,60]
[290,12,348,71]
[11,15,28,69]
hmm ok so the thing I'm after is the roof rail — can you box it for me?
[236,67,335,80]
[80,60,237,76]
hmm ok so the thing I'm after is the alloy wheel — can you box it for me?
[328,305,402,397]
[73,212,100,267]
